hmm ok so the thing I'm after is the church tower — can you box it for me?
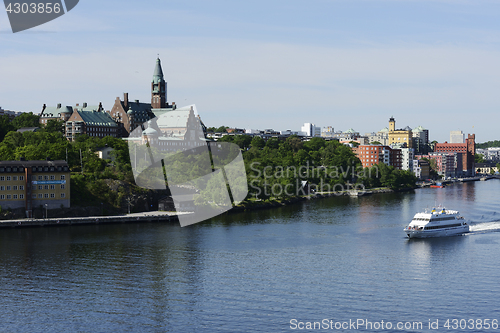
[389,117,395,132]
[151,58,167,108]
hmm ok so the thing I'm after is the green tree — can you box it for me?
[44,119,65,133]
[12,112,40,129]
[250,136,265,149]
[475,154,485,163]
[0,115,15,142]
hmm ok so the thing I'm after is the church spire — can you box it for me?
[152,58,164,82]
[151,57,167,108]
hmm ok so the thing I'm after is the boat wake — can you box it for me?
[469,221,500,234]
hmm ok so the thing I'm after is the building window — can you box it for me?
[0,176,3,181]
[61,193,65,198]
[61,175,65,180]
[44,193,49,198]
[6,176,11,181]
[0,195,4,199]
[50,193,55,198]
[38,193,43,198]
[13,194,17,199]
[0,186,3,191]
[13,176,17,181]
[38,185,42,190]
[6,195,11,199]
[32,194,36,199]
[61,184,65,189]
[13,186,17,190]
[19,176,24,181]
[19,185,24,190]
[50,185,55,190]
[44,185,49,190]
[50,175,55,180]
[44,176,49,180]
[6,186,11,191]
[38,176,43,180]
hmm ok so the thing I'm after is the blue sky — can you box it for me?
[1,0,500,142]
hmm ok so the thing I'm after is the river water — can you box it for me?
[1,180,500,332]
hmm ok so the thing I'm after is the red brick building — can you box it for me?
[355,145,402,169]
[434,134,475,176]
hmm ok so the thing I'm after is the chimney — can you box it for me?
[98,102,103,111]
[124,93,129,109]
[41,104,46,113]
[57,103,61,109]
[83,102,87,108]
[76,103,79,106]
[135,99,139,103]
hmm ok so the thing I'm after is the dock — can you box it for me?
[0,211,186,228]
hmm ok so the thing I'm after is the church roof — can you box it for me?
[344,128,357,133]
[156,106,191,128]
[125,100,154,123]
[143,127,158,135]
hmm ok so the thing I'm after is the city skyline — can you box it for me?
[1,0,500,142]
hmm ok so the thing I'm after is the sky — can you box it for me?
[1,0,500,142]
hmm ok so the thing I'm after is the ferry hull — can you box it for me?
[405,225,469,239]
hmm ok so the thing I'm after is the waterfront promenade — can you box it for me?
[0,211,183,228]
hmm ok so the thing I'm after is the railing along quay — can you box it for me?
[0,211,183,228]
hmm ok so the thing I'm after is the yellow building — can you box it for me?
[388,117,413,148]
[0,160,70,217]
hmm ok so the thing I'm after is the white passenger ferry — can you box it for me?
[404,207,469,238]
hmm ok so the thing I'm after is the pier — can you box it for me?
[0,211,184,228]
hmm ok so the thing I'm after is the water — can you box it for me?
[1,180,500,332]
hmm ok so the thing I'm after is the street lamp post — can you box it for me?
[45,204,48,219]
